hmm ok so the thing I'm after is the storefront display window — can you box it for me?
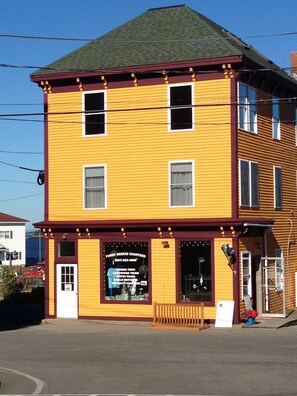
[179,240,212,302]
[103,241,149,302]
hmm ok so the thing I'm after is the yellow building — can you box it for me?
[31,5,297,324]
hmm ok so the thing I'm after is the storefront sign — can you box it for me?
[215,301,234,328]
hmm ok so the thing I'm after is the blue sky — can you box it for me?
[0,0,296,230]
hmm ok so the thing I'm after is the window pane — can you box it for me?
[251,162,259,207]
[171,86,192,106]
[179,241,212,302]
[275,167,282,208]
[238,83,247,130]
[241,252,251,297]
[103,242,149,302]
[272,97,280,140]
[240,160,249,206]
[58,242,75,257]
[170,162,193,206]
[85,167,105,209]
[170,85,192,130]
[248,87,257,133]
[84,92,105,135]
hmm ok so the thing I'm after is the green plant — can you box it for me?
[0,266,23,300]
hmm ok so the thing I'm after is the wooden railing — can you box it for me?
[151,302,209,330]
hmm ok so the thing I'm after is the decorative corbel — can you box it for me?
[40,80,52,94]
[101,75,108,89]
[162,70,169,84]
[131,73,138,87]
[189,67,196,82]
[222,63,234,79]
[76,78,83,91]
[121,227,126,238]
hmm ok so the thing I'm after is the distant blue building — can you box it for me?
[26,236,44,266]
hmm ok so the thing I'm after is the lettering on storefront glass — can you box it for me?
[104,242,149,302]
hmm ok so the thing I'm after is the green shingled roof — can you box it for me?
[31,4,295,85]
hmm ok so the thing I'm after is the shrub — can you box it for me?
[0,266,23,301]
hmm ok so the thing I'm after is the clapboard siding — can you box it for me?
[238,87,297,310]
[47,78,232,221]
[48,239,55,316]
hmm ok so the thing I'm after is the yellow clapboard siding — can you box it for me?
[151,239,176,303]
[77,238,153,318]
[214,238,234,300]
[47,79,232,222]
[78,239,100,316]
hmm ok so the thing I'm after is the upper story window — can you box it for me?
[272,96,280,140]
[274,166,282,209]
[0,231,12,239]
[169,161,194,207]
[169,84,193,131]
[239,159,259,208]
[83,91,106,136]
[84,165,106,209]
[238,82,257,133]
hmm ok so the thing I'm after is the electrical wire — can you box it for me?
[0,192,43,203]
[0,150,43,154]
[0,178,36,184]
[0,31,297,42]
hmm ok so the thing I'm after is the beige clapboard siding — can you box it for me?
[47,78,232,221]
[238,90,297,310]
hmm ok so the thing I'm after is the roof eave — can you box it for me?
[30,55,243,83]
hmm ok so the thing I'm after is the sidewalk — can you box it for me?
[246,308,297,329]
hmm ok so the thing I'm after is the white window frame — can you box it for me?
[274,166,282,209]
[272,96,280,140]
[168,83,194,132]
[239,159,259,208]
[82,90,107,137]
[241,251,252,298]
[83,164,107,210]
[275,248,284,291]
[169,160,195,207]
[238,82,257,133]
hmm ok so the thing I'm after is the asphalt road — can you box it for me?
[0,319,297,396]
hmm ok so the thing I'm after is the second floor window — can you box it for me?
[274,166,282,209]
[239,159,259,207]
[238,82,257,133]
[0,231,12,239]
[83,91,106,136]
[84,165,106,209]
[170,161,194,207]
[169,84,193,131]
[272,96,280,140]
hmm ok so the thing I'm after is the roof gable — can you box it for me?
[0,212,28,223]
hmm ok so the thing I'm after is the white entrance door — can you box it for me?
[56,264,78,318]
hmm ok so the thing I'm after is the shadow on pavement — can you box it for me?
[0,288,45,331]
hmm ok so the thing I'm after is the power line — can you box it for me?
[0,178,36,184]
[0,31,297,42]
[0,192,43,203]
[0,150,43,154]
